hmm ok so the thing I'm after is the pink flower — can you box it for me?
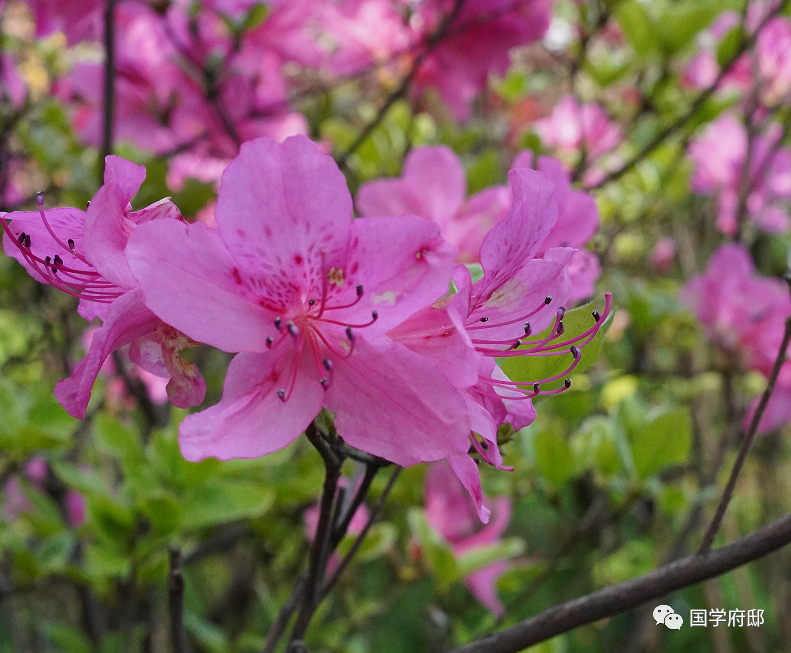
[1,54,26,109]
[425,461,514,616]
[648,237,677,273]
[411,0,552,119]
[681,243,791,377]
[27,0,103,45]
[1,156,206,418]
[357,147,600,302]
[688,114,791,235]
[356,145,510,264]
[126,135,471,466]
[534,96,621,163]
[390,168,611,520]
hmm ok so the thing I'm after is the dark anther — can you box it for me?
[524,323,532,336]
[36,190,44,202]
[480,316,488,322]
[266,337,273,348]
[510,339,522,350]
[274,317,282,330]
[308,299,316,306]
[570,345,580,359]
[558,306,567,319]
[322,358,333,371]
[533,383,540,393]
[356,284,363,296]
[544,296,552,304]
[287,321,298,338]
[67,238,75,250]
[592,310,601,322]
[320,378,327,387]
[557,321,565,336]
[19,232,31,248]
[564,379,572,389]
[44,256,51,266]
[345,326,354,342]
[53,255,63,266]
[277,389,286,402]
[86,200,91,209]
[371,310,378,320]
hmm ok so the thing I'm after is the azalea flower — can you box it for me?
[424,461,514,616]
[356,146,601,301]
[688,114,791,235]
[126,134,471,467]
[681,243,791,433]
[390,168,612,519]
[1,156,206,418]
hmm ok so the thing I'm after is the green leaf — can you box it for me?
[534,429,574,487]
[632,407,692,479]
[457,538,525,576]
[497,299,606,390]
[407,508,460,589]
[717,24,747,68]
[139,491,183,534]
[180,481,274,530]
[615,1,658,58]
[656,2,720,55]
[42,623,93,653]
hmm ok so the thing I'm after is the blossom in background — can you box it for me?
[681,243,791,433]
[648,237,677,273]
[357,146,601,301]
[2,457,85,527]
[356,145,510,264]
[126,134,472,467]
[534,96,621,167]
[424,461,514,616]
[685,9,791,106]
[1,156,206,418]
[688,113,791,235]
[410,0,552,119]
[26,0,103,45]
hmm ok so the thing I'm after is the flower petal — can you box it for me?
[447,453,490,523]
[215,135,352,306]
[325,337,470,466]
[126,219,277,352]
[84,156,147,289]
[54,288,159,419]
[178,350,324,461]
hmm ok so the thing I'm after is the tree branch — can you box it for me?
[168,546,188,653]
[451,511,791,653]
[698,314,791,553]
[100,0,116,178]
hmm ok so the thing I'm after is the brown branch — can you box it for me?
[698,314,791,553]
[100,0,117,178]
[168,546,188,653]
[450,510,791,653]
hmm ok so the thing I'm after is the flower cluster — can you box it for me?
[2,135,610,521]
[24,0,552,188]
[681,243,791,433]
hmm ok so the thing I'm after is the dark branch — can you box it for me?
[168,546,188,653]
[100,0,116,178]
[451,511,791,653]
[698,314,791,553]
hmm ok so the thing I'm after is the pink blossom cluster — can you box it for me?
[685,6,791,107]
[688,113,791,235]
[2,135,610,521]
[681,244,791,433]
[2,457,85,526]
[23,0,553,187]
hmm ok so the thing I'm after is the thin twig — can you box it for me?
[320,466,402,601]
[450,510,791,653]
[698,315,791,554]
[168,546,188,653]
[100,0,116,178]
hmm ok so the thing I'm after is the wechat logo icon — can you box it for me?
[654,605,683,630]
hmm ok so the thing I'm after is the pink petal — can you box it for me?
[325,337,470,466]
[447,453,490,523]
[54,288,159,419]
[425,460,480,542]
[452,186,511,263]
[215,135,353,302]
[84,156,148,289]
[356,146,467,227]
[126,219,276,352]
[464,560,509,617]
[339,215,458,338]
[567,249,601,303]
[178,350,324,461]
[477,168,559,301]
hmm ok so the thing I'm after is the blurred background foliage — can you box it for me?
[2,0,791,652]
